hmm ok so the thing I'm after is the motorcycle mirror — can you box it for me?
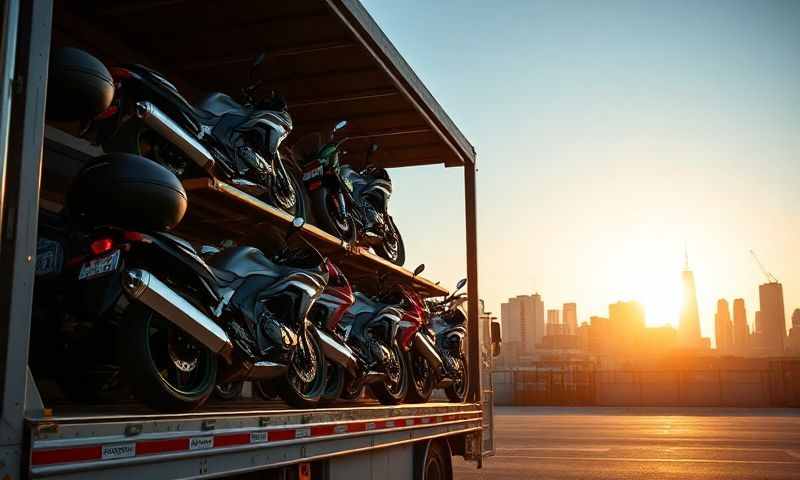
[369,143,379,153]
[292,217,305,229]
[412,264,425,277]
[455,278,467,291]
[334,120,348,132]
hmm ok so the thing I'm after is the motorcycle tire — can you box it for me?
[444,353,469,403]
[276,326,326,408]
[267,162,306,219]
[118,302,217,412]
[370,340,410,405]
[213,381,244,401]
[254,380,277,401]
[340,374,365,401]
[375,215,405,266]
[319,364,346,405]
[404,351,434,404]
[310,185,357,244]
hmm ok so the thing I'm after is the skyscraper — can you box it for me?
[562,302,577,335]
[609,300,645,355]
[732,298,749,356]
[792,308,800,329]
[546,309,561,335]
[714,299,733,354]
[500,293,546,357]
[758,282,786,356]
[678,254,702,349]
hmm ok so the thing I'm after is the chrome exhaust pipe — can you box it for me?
[315,327,359,376]
[135,101,215,172]
[413,331,444,370]
[249,361,287,380]
[122,269,233,362]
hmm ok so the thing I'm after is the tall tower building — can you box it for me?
[563,303,577,335]
[793,309,800,329]
[532,294,545,344]
[732,298,749,356]
[678,252,702,349]
[546,309,561,335]
[758,282,786,356]
[714,299,733,354]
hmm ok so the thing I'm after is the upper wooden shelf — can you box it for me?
[180,178,448,298]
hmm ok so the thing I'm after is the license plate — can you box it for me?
[303,165,323,181]
[36,238,64,276]
[78,250,120,280]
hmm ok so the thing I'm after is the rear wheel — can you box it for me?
[414,440,453,480]
[118,303,217,412]
[405,351,434,403]
[276,326,326,408]
[444,353,468,403]
[213,381,244,401]
[310,186,357,243]
[319,364,346,405]
[375,216,405,266]
[370,340,409,405]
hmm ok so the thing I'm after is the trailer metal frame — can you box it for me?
[0,1,490,478]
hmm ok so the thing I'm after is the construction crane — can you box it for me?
[750,249,778,283]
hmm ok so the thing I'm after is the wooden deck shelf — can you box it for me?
[180,178,448,297]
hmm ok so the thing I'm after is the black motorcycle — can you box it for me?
[306,261,412,405]
[294,121,405,265]
[34,154,327,411]
[91,53,304,217]
[422,279,469,403]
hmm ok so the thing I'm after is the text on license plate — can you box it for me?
[78,250,120,280]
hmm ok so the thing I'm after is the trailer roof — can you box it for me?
[54,0,476,169]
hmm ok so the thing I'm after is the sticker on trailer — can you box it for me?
[101,443,135,460]
[366,422,376,431]
[334,425,348,434]
[295,428,310,439]
[189,436,214,450]
[250,431,267,443]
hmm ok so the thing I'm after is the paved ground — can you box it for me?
[454,406,800,480]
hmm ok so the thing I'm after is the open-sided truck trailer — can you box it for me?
[0,1,497,479]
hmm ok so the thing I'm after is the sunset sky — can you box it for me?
[362,0,800,340]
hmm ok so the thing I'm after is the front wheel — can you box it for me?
[267,160,305,218]
[375,216,405,266]
[310,186,357,243]
[444,353,468,403]
[118,302,217,412]
[213,381,244,401]
[370,340,409,405]
[405,351,434,403]
[276,326,326,408]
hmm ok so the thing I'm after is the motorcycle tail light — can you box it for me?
[89,237,114,256]
[109,67,133,80]
[123,231,147,242]
[308,179,322,191]
[94,105,118,120]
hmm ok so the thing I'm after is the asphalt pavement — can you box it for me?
[454,406,800,480]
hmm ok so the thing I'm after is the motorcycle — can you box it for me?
[90,53,305,217]
[294,121,406,265]
[426,278,470,403]
[34,154,327,411]
[307,263,415,405]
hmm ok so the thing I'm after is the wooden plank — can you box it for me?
[182,178,448,297]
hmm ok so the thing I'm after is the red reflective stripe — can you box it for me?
[31,445,102,466]
[136,438,188,455]
[347,422,366,433]
[215,433,250,448]
[268,429,295,442]
[311,425,335,437]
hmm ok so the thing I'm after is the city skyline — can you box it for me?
[363,1,800,342]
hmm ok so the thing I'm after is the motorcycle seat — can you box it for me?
[206,246,281,279]
[195,92,247,118]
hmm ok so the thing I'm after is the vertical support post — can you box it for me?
[463,163,480,403]
[0,0,52,477]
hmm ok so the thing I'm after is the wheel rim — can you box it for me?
[425,450,445,480]
[273,169,298,214]
[452,356,467,398]
[384,344,405,396]
[288,331,323,398]
[145,315,215,397]
[382,226,400,261]
[413,354,432,395]
[327,194,351,235]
